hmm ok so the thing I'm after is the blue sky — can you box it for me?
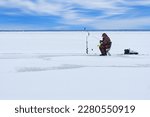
[0,0,150,30]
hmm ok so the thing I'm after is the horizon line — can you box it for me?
[1,29,150,32]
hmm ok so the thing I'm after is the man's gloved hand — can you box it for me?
[100,40,103,43]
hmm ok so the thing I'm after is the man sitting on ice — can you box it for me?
[99,33,112,56]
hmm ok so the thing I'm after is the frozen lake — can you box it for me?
[0,31,150,100]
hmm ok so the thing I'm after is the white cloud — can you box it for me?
[0,0,66,16]
[0,0,150,29]
[0,0,131,16]
[88,16,150,29]
[120,0,150,6]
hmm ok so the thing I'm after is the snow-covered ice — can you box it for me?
[0,31,150,100]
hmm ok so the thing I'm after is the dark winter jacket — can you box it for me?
[99,33,112,55]
[101,33,111,46]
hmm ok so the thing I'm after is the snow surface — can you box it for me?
[0,31,150,100]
